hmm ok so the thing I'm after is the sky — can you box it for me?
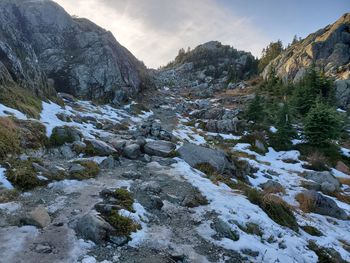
[54,0,349,68]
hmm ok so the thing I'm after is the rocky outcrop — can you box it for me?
[0,0,150,104]
[263,13,350,83]
[155,41,257,91]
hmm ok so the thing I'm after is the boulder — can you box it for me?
[178,143,234,174]
[260,180,284,193]
[302,171,340,193]
[100,156,119,169]
[76,213,114,244]
[211,219,239,241]
[85,139,117,156]
[22,206,51,228]
[144,141,176,157]
[297,190,348,220]
[123,144,141,159]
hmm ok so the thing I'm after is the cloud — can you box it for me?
[54,0,270,68]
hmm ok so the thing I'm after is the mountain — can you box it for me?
[0,0,150,106]
[155,41,258,97]
[263,13,350,82]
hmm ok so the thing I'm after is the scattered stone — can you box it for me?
[123,144,141,159]
[100,156,118,169]
[121,171,142,180]
[260,180,285,193]
[33,243,53,254]
[182,192,208,208]
[76,213,114,244]
[22,206,51,228]
[144,140,176,157]
[296,190,348,219]
[211,219,239,241]
[85,139,117,156]
[301,171,340,193]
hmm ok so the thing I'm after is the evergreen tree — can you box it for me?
[291,66,335,116]
[258,40,284,72]
[271,103,296,150]
[303,101,342,145]
[246,95,264,123]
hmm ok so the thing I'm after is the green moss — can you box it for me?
[107,210,140,237]
[49,126,76,146]
[245,188,298,231]
[0,85,42,119]
[113,188,134,212]
[0,117,20,160]
[301,225,323,236]
[83,141,99,156]
[69,160,100,180]
[5,159,45,190]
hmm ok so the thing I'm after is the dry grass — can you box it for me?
[295,192,315,213]
[304,151,329,171]
[339,177,350,187]
[0,117,20,159]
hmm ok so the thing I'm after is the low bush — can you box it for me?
[69,160,100,180]
[5,159,45,190]
[107,210,139,237]
[113,188,134,212]
[49,126,76,146]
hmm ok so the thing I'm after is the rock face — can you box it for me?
[263,13,350,83]
[0,0,149,103]
[302,171,340,193]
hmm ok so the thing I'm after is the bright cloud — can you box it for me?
[54,0,270,68]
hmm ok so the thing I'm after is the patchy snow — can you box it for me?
[206,132,241,140]
[48,179,90,194]
[269,126,278,133]
[337,108,347,113]
[0,167,13,190]
[0,202,21,213]
[171,160,318,263]
[0,103,27,120]
[341,147,350,158]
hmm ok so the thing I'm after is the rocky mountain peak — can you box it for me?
[263,12,350,82]
[0,0,150,105]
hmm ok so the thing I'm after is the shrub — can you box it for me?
[50,126,76,146]
[245,188,298,231]
[303,101,342,145]
[107,211,139,237]
[69,160,100,180]
[113,188,134,212]
[0,117,20,160]
[245,95,265,123]
[0,189,19,203]
[5,159,45,190]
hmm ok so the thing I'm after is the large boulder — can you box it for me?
[178,143,234,174]
[144,141,176,157]
[301,171,340,193]
[296,190,348,220]
[76,213,114,244]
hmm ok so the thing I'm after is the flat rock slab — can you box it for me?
[144,141,176,157]
[178,143,233,173]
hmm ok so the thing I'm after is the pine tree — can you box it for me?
[271,103,296,150]
[246,95,264,123]
[303,101,342,145]
[258,40,284,73]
